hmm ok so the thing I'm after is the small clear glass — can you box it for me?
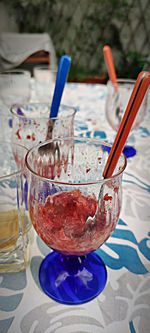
[33,66,57,102]
[11,103,76,152]
[0,141,31,272]
[0,69,31,105]
[105,79,148,132]
[105,79,148,157]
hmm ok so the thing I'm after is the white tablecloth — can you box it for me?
[0,82,150,333]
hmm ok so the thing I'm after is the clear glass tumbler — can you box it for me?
[33,66,57,102]
[0,141,31,272]
[11,103,76,153]
[0,69,31,106]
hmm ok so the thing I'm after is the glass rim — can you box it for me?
[33,65,57,71]
[0,142,28,180]
[25,137,127,186]
[107,78,136,86]
[0,69,31,77]
[10,103,77,120]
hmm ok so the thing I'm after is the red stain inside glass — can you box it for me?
[86,168,91,173]
[16,129,21,139]
[104,193,112,201]
[32,133,35,141]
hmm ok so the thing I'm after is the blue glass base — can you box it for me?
[123,145,136,158]
[102,143,136,158]
[39,251,107,305]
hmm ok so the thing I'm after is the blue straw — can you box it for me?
[17,107,24,116]
[49,55,71,118]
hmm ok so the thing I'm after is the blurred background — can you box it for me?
[0,0,149,82]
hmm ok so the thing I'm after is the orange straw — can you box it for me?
[103,71,150,179]
[103,45,118,93]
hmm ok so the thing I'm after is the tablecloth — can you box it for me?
[0,82,150,333]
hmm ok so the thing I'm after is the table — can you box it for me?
[0,82,150,333]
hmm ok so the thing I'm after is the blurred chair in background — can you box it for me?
[0,32,57,75]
